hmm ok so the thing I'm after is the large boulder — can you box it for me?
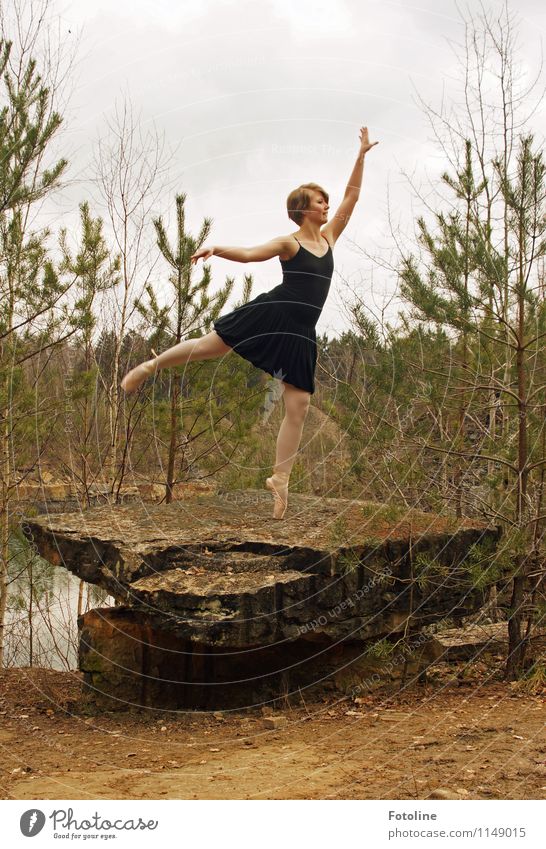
[23,491,501,708]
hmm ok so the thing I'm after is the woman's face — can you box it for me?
[303,191,329,225]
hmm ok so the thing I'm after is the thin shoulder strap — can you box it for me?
[293,234,331,249]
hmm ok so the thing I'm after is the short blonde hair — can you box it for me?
[287,183,329,225]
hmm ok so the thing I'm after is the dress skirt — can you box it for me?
[213,291,318,394]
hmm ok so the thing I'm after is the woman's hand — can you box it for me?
[190,246,214,265]
[359,126,378,155]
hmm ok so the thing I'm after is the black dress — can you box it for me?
[213,234,334,394]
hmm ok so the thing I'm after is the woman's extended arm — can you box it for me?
[191,236,289,265]
[211,246,248,262]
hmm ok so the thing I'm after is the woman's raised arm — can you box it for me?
[345,126,378,197]
[323,126,378,245]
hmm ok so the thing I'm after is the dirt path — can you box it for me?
[0,666,544,800]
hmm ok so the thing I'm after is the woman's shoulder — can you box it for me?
[319,226,336,250]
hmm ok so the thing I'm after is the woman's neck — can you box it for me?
[297,224,323,243]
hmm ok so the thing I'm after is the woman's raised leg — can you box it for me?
[265,382,311,519]
[120,330,233,393]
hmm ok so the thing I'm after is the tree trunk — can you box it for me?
[506,221,530,679]
[166,378,180,504]
[0,395,10,668]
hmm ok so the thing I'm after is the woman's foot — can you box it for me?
[265,469,290,520]
[120,354,159,394]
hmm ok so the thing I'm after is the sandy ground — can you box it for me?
[0,661,545,801]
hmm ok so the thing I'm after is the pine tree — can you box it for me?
[133,192,256,503]
[0,36,68,665]
[399,135,546,678]
[57,202,120,502]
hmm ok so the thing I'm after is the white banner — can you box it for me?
[2,799,544,848]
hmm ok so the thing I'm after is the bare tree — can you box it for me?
[92,96,175,497]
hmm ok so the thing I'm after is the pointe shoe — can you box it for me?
[265,470,290,520]
[120,349,159,394]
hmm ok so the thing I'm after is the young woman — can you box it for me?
[121,126,378,519]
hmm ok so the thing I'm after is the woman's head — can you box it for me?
[287,183,329,226]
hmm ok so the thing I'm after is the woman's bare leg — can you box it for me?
[274,383,311,474]
[266,382,311,519]
[154,331,233,368]
[121,331,232,393]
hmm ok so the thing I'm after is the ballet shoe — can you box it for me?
[265,470,290,520]
[120,349,159,394]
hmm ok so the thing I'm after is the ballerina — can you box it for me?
[121,126,378,519]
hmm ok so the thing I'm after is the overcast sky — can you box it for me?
[18,0,546,337]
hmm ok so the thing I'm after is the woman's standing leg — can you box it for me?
[266,382,311,519]
[120,330,233,393]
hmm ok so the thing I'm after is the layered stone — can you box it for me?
[23,491,501,708]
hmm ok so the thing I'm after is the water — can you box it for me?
[5,528,114,670]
